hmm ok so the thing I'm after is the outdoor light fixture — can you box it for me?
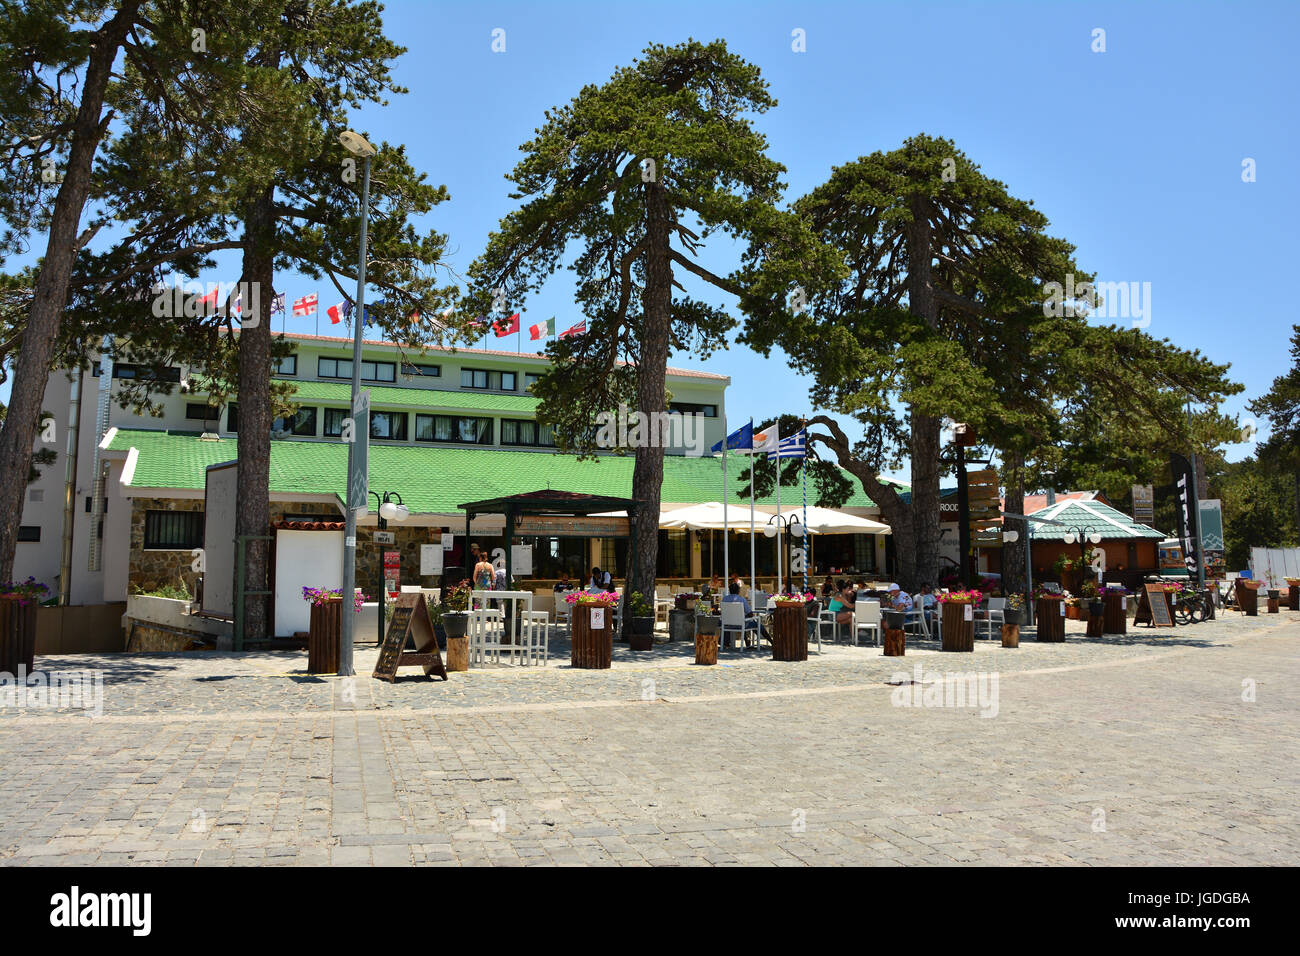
[763,524,777,538]
[338,129,377,157]
[1064,532,1077,544]
[1089,532,1103,545]
[379,500,409,522]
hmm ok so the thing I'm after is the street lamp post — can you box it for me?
[338,129,377,678]
[763,514,803,594]
[369,490,409,645]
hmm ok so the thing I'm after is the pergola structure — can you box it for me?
[459,489,642,596]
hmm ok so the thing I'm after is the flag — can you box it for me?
[327,300,350,325]
[271,292,285,315]
[198,288,219,312]
[529,317,555,340]
[292,293,317,316]
[745,425,779,456]
[710,422,754,455]
[493,311,520,336]
[232,290,241,315]
[560,320,586,338]
[768,428,806,460]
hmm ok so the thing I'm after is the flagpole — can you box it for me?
[749,418,755,599]
[775,422,782,595]
[721,414,729,590]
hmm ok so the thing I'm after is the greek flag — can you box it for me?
[768,428,806,460]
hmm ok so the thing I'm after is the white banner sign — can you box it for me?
[420,544,443,576]
[511,544,533,576]
[441,533,455,550]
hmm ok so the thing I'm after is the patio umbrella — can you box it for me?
[793,506,891,535]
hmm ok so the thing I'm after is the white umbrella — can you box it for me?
[794,506,891,536]
[660,502,774,531]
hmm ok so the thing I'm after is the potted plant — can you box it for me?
[668,595,697,643]
[936,588,981,652]
[1081,578,1104,619]
[626,591,655,651]
[567,590,619,668]
[301,586,365,674]
[1,577,47,674]
[1003,591,1025,626]
[674,592,700,612]
[438,581,472,642]
[695,595,721,637]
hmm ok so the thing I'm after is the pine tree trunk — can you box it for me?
[905,200,940,592]
[0,4,138,582]
[631,180,672,600]
[1002,452,1027,596]
[234,190,275,640]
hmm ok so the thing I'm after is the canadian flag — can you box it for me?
[292,294,318,316]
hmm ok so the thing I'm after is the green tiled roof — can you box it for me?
[284,380,539,413]
[1027,499,1165,541]
[108,429,878,513]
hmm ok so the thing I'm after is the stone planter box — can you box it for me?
[667,608,695,643]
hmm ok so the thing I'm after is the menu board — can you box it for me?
[373,592,448,682]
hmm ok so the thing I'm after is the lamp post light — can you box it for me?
[763,513,803,594]
[370,490,409,643]
[338,129,377,677]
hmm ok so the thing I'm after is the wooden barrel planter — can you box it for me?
[1267,594,1280,614]
[1235,580,1259,616]
[1288,583,1300,611]
[1103,591,1127,634]
[883,628,905,656]
[1036,597,1065,642]
[443,612,469,672]
[1001,624,1019,648]
[695,614,720,665]
[1086,601,1106,637]
[0,596,37,675]
[940,601,975,652]
[771,603,808,662]
[571,605,613,669]
[307,598,342,674]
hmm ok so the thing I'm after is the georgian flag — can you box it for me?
[292,293,317,316]
[560,320,586,338]
[767,428,806,460]
[198,287,219,312]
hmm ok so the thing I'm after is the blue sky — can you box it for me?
[8,0,1298,474]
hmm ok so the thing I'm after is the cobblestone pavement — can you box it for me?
[1,612,1297,865]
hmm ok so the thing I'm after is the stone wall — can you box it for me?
[129,497,206,596]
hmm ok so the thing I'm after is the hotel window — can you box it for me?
[144,510,204,550]
[415,414,493,445]
[318,357,396,382]
[460,368,516,391]
[274,407,317,437]
[401,362,441,378]
[17,526,41,542]
[369,410,408,441]
[186,402,222,421]
[323,407,347,437]
[524,372,541,390]
[668,402,718,417]
[500,419,555,447]
[83,497,108,513]
[93,362,181,382]
[273,354,297,376]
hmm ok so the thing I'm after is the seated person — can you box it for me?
[917,583,937,622]
[826,579,854,630]
[721,582,760,643]
[702,574,723,598]
[820,575,837,598]
[588,566,612,591]
[888,583,915,612]
[553,572,573,592]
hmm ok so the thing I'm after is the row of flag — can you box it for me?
[279,292,588,341]
[710,422,807,460]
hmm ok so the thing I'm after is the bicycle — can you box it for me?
[1173,586,1214,625]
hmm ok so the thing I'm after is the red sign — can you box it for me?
[384,550,401,597]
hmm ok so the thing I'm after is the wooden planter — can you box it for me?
[1288,584,1300,612]
[771,604,808,662]
[1103,592,1128,635]
[0,596,37,675]
[1036,597,1065,642]
[940,601,975,652]
[1236,580,1259,616]
[307,598,342,674]
[571,605,613,669]
[443,612,469,672]
[1065,603,1081,621]
[695,631,718,665]
[1001,624,1019,648]
[1086,602,1105,637]
[883,628,905,656]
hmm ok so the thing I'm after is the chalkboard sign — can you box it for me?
[1135,584,1173,627]
[373,592,448,683]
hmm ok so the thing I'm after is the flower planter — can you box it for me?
[771,603,808,662]
[1288,582,1300,612]
[940,601,974,652]
[1103,592,1128,635]
[695,614,721,637]
[0,595,37,675]
[1235,579,1259,616]
[882,609,907,631]
[571,605,613,669]
[628,616,655,651]
[1065,603,1081,621]
[307,598,342,674]
[1036,597,1065,642]
[1003,607,1024,626]
[667,608,695,643]
[1086,600,1106,637]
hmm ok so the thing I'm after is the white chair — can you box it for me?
[720,601,758,649]
[654,587,673,625]
[854,600,881,647]
[521,609,550,666]
[980,597,1006,640]
[554,597,571,633]
[818,606,848,645]
[468,606,504,666]
[903,606,929,639]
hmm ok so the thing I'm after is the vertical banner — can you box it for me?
[1198,499,1225,579]
[1170,454,1200,578]
[1131,483,1154,525]
[383,549,401,596]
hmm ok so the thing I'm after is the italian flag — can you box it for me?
[529,317,555,341]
